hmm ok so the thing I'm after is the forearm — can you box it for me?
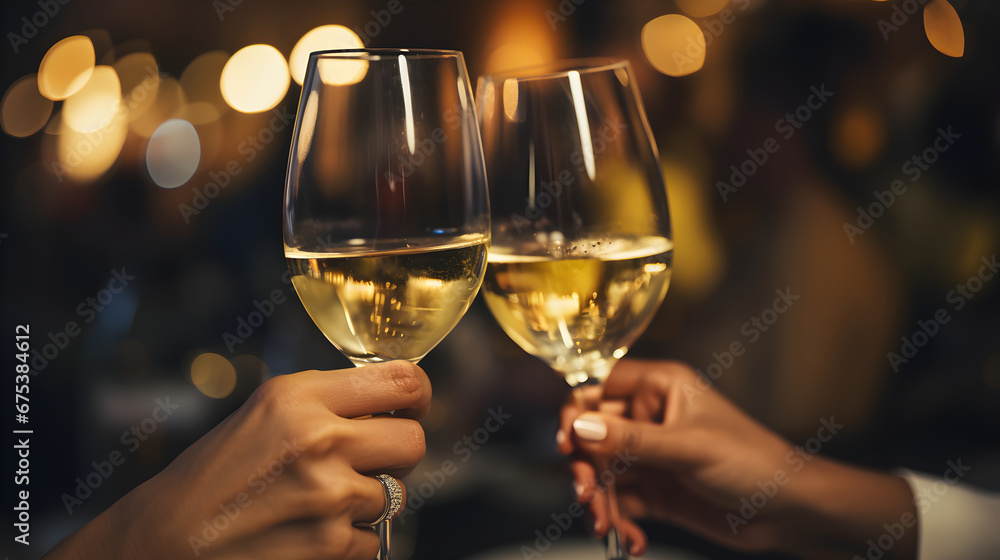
[777,456,917,560]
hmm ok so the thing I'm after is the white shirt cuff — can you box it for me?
[897,467,1000,560]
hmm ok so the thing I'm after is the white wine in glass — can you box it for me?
[284,49,489,559]
[478,59,672,559]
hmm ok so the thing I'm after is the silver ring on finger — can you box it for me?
[362,474,403,527]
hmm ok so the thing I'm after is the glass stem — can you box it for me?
[572,384,628,560]
[377,519,391,560]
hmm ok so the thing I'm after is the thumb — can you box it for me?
[571,412,699,470]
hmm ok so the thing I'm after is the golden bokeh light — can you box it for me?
[190,352,237,399]
[289,25,365,85]
[484,0,558,73]
[174,101,221,126]
[831,104,886,170]
[53,106,128,183]
[146,118,201,189]
[924,0,964,58]
[131,77,185,137]
[642,15,706,77]
[220,44,291,113]
[63,65,122,133]
[38,35,96,101]
[181,51,230,116]
[676,0,730,18]
[1,75,54,137]
[114,52,160,123]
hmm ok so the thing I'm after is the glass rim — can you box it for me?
[308,48,465,61]
[482,57,630,82]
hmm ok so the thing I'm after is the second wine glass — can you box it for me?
[477,59,673,559]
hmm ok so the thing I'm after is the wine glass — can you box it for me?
[477,59,672,559]
[283,49,489,559]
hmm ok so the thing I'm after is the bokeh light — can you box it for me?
[190,352,237,399]
[181,51,230,119]
[38,35,96,101]
[53,106,128,182]
[146,119,201,188]
[1,75,53,137]
[642,15,706,77]
[676,0,730,18]
[63,66,122,133]
[220,44,291,113]
[924,0,964,58]
[831,104,886,169]
[131,76,185,137]
[485,1,558,73]
[289,25,365,85]
[114,52,160,123]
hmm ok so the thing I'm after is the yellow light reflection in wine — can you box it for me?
[220,45,290,113]
[55,106,128,182]
[190,353,237,399]
[676,0,729,18]
[924,0,964,58]
[296,90,319,165]
[146,118,201,188]
[63,65,122,133]
[289,25,365,85]
[503,78,519,121]
[114,52,159,122]
[642,15,706,77]
[1,75,53,137]
[38,35,96,100]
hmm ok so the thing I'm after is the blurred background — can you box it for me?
[1,0,997,558]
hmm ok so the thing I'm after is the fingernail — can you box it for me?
[573,413,607,441]
[556,429,567,446]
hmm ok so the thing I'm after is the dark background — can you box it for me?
[2,0,998,558]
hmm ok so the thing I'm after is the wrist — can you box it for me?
[774,456,917,560]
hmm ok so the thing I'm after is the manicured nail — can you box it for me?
[573,413,607,441]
